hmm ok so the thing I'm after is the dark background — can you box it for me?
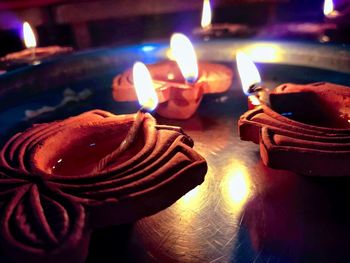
[0,0,334,56]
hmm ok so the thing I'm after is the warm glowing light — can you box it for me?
[174,181,207,221]
[242,44,282,63]
[221,162,251,213]
[227,172,250,203]
[324,0,334,16]
[249,95,261,106]
[170,33,198,83]
[236,51,261,95]
[201,0,212,28]
[133,62,159,111]
[23,22,37,49]
[180,186,201,205]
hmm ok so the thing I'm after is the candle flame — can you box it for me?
[236,51,261,95]
[201,0,212,28]
[23,22,37,49]
[170,33,198,83]
[133,62,158,111]
[324,0,334,16]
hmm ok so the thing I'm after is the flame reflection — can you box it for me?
[174,171,210,221]
[241,43,282,63]
[178,186,202,206]
[221,162,252,213]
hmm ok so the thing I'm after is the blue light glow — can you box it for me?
[141,45,156,52]
[281,112,293,116]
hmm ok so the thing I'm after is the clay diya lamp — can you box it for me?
[0,22,72,70]
[257,22,336,42]
[192,0,255,40]
[324,0,350,25]
[323,0,350,40]
[0,61,207,263]
[257,0,338,42]
[113,33,233,120]
[236,52,350,176]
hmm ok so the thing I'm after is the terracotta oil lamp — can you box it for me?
[0,22,72,70]
[236,51,350,176]
[324,0,350,28]
[0,62,207,263]
[258,0,338,42]
[113,33,233,120]
[192,0,254,39]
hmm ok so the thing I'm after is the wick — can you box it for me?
[248,83,270,106]
[93,107,147,173]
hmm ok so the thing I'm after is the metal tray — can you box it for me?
[1,39,350,263]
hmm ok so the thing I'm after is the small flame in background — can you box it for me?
[23,21,37,49]
[170,33,199,83]
[236,51,261,95]
[201,0,212,29]
[324,0,334,16]
[133,62,158,111]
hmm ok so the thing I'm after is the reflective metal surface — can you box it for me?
[1,40,350,262]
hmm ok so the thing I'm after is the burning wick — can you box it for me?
[236,51,270,108]
[23,21,37,61]
[95,62,158,172]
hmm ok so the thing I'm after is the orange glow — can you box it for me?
[201,0,212,29]
[23,22,37,49]
[221,162,252,213]
[236,51,261,95]
[249,95,261,106]
[242,44,282,63]
[132,62,158,111]
[170,33,198,83]
[174,180,208,221]
[179,186,201,206]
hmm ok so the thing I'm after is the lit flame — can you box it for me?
[323,0,334,16]
[133,62,158,111]
[170,33,198,83]
[236,51,261,95]
[201,0,212,29]
[23,22,37,49]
